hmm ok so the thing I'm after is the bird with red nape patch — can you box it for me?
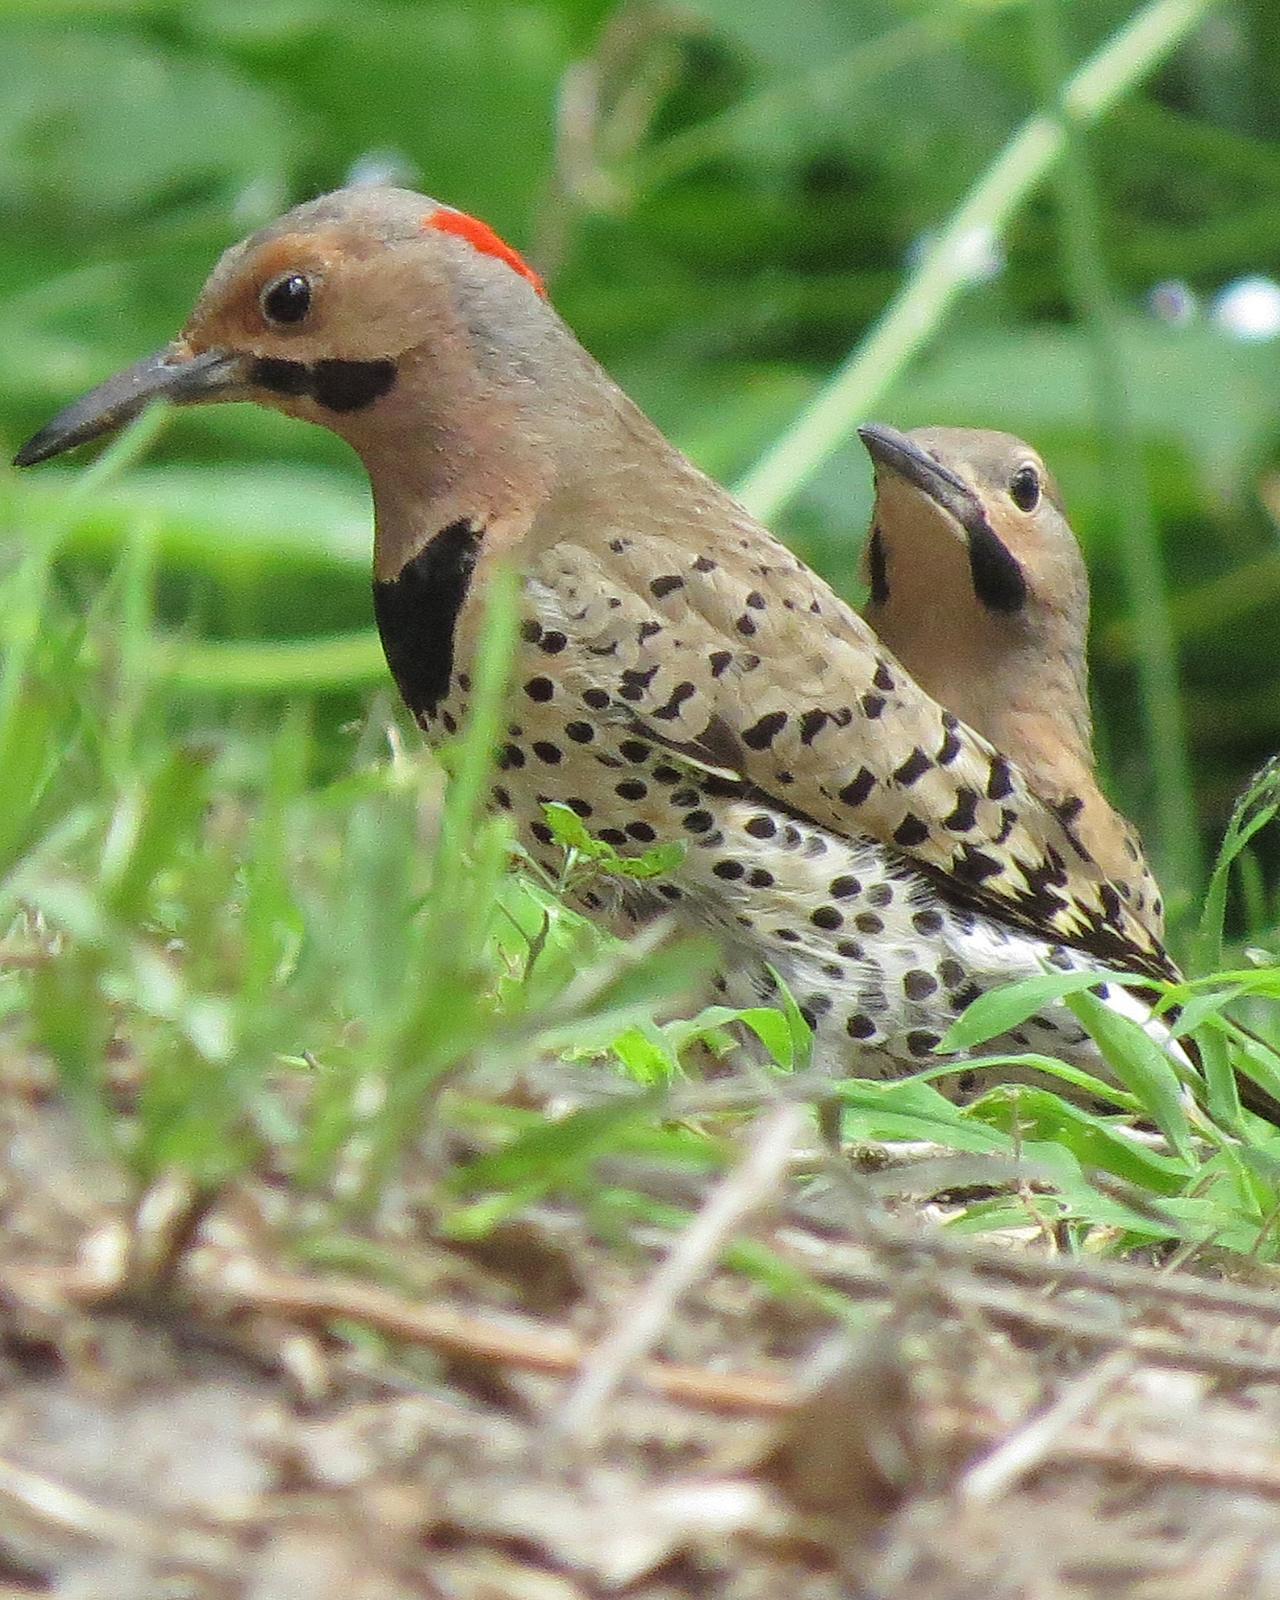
[14,185,1234,1110]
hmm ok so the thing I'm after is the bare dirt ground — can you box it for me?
[5,1060,1280,1600]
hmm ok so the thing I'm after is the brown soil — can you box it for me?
[4,1061,1280,1599]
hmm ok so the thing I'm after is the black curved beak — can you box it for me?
[13,346,247,468]
[857,422,986,540]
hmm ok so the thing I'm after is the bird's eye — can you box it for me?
[1009,463,1041,512]
[260,273,312,326]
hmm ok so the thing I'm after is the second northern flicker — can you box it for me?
[15,186,1187,1100]
[859,422,1164,940]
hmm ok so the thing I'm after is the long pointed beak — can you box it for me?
[857,422,986,541]
[859,422,1027,614]
[13,346,248,468]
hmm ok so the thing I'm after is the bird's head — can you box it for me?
[857,423,1086,634]
[13,187,589,574]
[15,186,553,463]
[858,422,1093,765]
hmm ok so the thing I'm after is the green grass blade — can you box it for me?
[735,0,1222,521]
[1028,0,1200,921]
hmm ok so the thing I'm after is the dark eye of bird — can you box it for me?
[1009,463,1041,512]
[260,273,312,326]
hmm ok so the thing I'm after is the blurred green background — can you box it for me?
[2,0,1279,947]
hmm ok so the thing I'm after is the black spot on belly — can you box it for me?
[893,814,929,848]
[943,788,980,833]
[893,747,931,786]
[907,1030,941,1057]
[839,767,876,808]
[986,756,1015,800]
[742,710,787,750]
[373,520,481,720]
[952,845,1003,886]
[799,709,828,744]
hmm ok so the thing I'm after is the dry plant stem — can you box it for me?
[947,1408,1280,1500]
[771,1231,1280,1385]
[20,1245,1280,1507]
[918,1233,1280,1320]
[736,0,1222,521]
[549,1101,808,1440]
[181,1255,794,1417]
[942,1277,1280,1385]
[0,1457,239,1572]
[957,1350,1136,1503]
[75,1181,1280,1396]
[802,1205,1280,1323]
[22,1210,1280,1516]
[778,1231,1280,1382]
[31,1176,1280,1434]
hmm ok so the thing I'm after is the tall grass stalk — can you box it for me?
[1029,0,1203,913]
[734,0,1223,521]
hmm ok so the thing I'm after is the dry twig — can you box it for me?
[958,1351,1136,1503]
[184,1252,795,1417]
[0,1457,240,1572]
[550,1102,807,1438]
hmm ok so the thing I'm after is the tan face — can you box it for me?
[184,225,459,369]
[169,219,478,442]
[12,186,543,468]
[860,424,1087,642]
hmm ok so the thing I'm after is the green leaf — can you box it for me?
[734,1004,804,1070]
[1195,1020,1242,1129]
[834,1073,1010,1150]
[101,744,214,923]
[542,800,600,857]
[452,1091,664,1195]
[1066,987,1195,1165]
[1214,1022,1280,1127]
[611,1024,679,1084]
[608,838,687,879]
[938,967,1148,1052]
[532,935,720,1057]
[967,1087,1191,1193]
[1196,757,1280,971]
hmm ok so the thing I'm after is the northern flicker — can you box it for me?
[859,423,1164,940]
[15,186,1187,1100]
